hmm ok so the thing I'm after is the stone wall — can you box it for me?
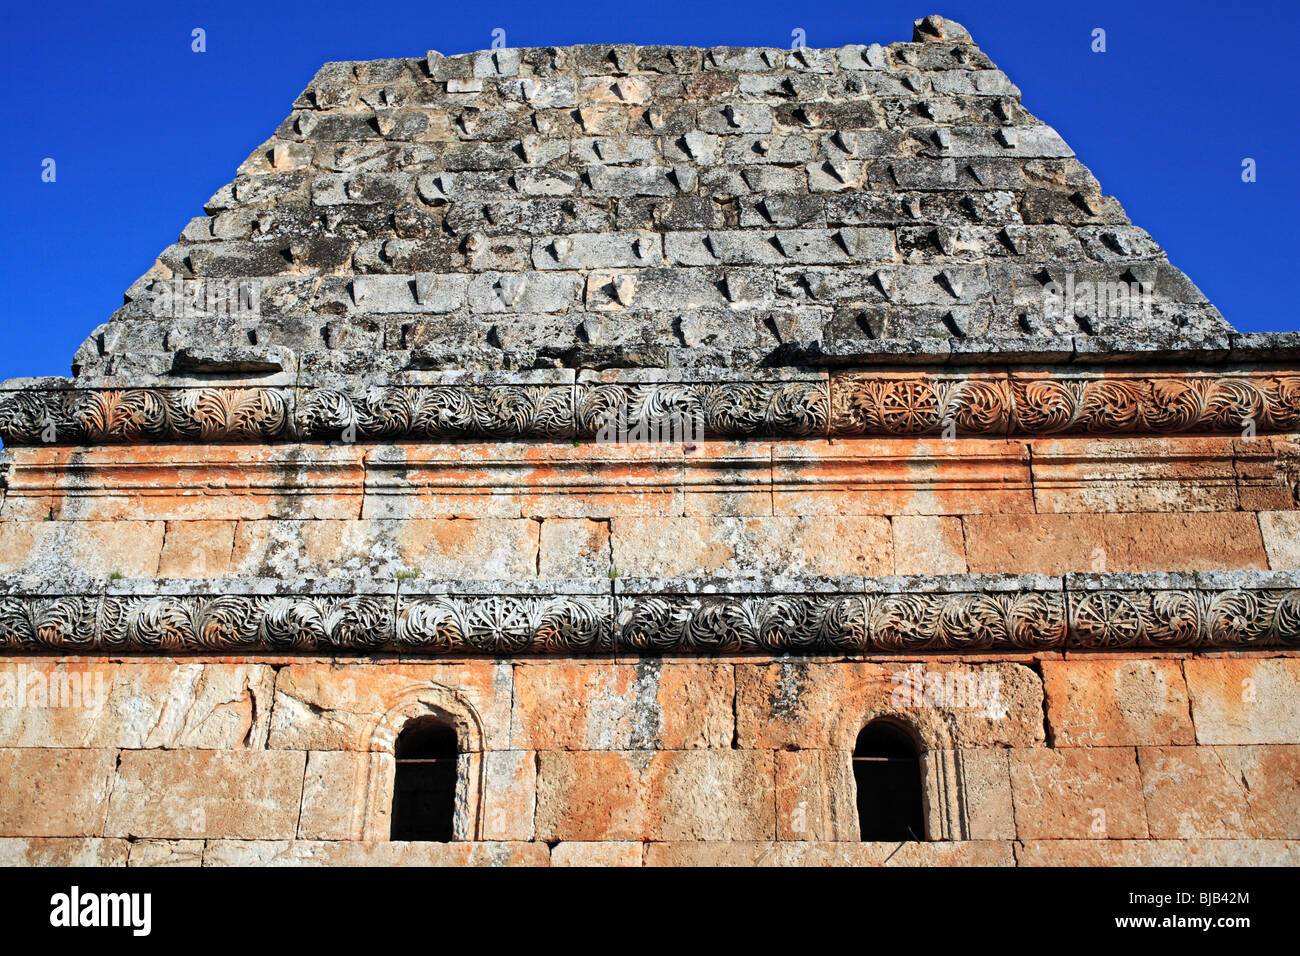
[1,433,1295,580]
[1,432,1297,866]
[0,655,1296,865]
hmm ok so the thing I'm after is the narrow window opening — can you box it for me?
[853,719,925,841]
[391,716,457,841]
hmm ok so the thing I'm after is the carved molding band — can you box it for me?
[831,373,1300,436]
[1,371,1296,445]
[0,575,1295,654]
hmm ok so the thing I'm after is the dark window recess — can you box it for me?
[390,716,458,841]
[853,720,925,841]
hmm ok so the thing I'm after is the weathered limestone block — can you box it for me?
[1042,660,1193,747]
[1233,437,1296,511]
[511,662,733,750]
[965,512,1268,574]
[479,750,537,842]
[681,441,773,517]
[202,840,549,866]
[775,750,858,841]
[1138,745,1300,839]
[229,517,541,579]
[891,515,967,575]
[1259,511,1300,568]
[1099,512,1268,571]
[1184,658,1300,744]
[0,662,274,749]
[735,661,1045,750]
[643,841,1015,866]
[267,663,513,751]
[0,520,163,578]
[538,518,611,577]
[1009,747,1148,839]
[157,520,237,576]
[964,514,1106,574]
[1016,839,1300,866]
[947,748,1016,840]
[609,515,892,577]
[0,748,117,837]
[363,443,684,520]
[298,751,386,841]
[1028,438,1242,514]
[127,839,204,866]
[535,750,775,841]
[550,842,644,866]
[1,445,368,522]
[0,837,128,866]
[105,750,307,840]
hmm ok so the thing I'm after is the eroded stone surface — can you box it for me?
[0,837,128,866]
[1184,658,1300,745]
[1138,745,1300,839]
[735,661,1046,750]
[105,750,307,840]
[610,515,892,577]
[201,839,548,866]
[535,750,775,841]
[267,663,513,751]
[550,841,643,866]
[1043,660,1193,747]
[0,748,117,837]
[511,662,733,750]
[643,841,1016,866]
[1009,747,1148,840]
[0,662,274,750]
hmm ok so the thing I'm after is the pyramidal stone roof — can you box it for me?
[61,14,1260,388]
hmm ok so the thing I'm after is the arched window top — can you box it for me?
[856,719,920,759]
[395,716,458,760]
[391,715,458,842]
[853,718,925,842]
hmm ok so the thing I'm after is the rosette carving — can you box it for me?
[1067,588,1300,648]
[833,376,1009,436]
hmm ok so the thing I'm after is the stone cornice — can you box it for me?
[0,572,1296,655]
[1,367,1297,445]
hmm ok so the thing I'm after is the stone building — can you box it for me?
[0,15,1297,866]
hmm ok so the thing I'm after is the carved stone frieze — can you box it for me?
[293,385,574,440]
[830,372,1300,437]
[0,388,292,444]
[0,575,1294,654]
[575,379,829,439]
[1007,374,1300,435]
[3,371,1295,445]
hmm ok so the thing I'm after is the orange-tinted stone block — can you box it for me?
[534,750,775,842]
[1042,660,1194,747]
[772,438,1034,516]
[511,662,733,750]
[1184,658,1300,745]
[0,748,117,837]
[1009,747,1148,839]
[1139,745,1300,839]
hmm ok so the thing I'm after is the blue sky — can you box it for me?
[2,0,1295,381]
